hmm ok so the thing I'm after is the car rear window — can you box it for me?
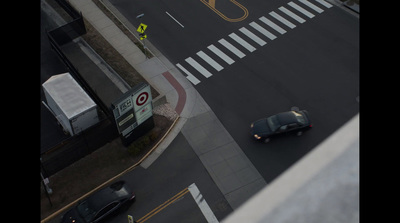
[291,111,305,124]
[110,181,124,191]
[267,115,280,132]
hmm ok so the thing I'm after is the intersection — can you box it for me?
[41,0,359,222]
[107,0,358,182]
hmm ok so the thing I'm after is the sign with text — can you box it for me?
[111,83,153,136]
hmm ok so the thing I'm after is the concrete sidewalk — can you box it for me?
[68,0,267,210]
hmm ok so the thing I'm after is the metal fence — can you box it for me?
[41,0,118,177]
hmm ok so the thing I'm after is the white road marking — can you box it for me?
[288,1,315,18]
[279,6,306,23]
[229,33,256,52]
[249,22,277,40]
[298,0,324,13]
[258,16,287,34]
[239,27,267,46]
[165,11,184,28]
[218,38,246,58]
[188,183,219,223]
[176,0,332,86]
[269,11,296,29]
[197,51,224,71]
[314,0,333,8]
[185,57,213,78]
[176,63,200,85]
[207,44,235,65]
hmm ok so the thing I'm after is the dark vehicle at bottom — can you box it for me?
[61,180,135,223]
[250,110,312,143]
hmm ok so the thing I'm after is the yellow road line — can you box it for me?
[137,187,190,223]
[200,0,249,22]
[208,0,215,8]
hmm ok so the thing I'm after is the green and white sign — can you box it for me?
[112,83,153,136]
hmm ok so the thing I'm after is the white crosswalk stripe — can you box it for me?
[239,27,267,46]
[207,44,235,65]
[218,38,246,58]
[269,11,296,29]
[249,22,277,40]
[258,16,287,34]
[288,1,315,18]
[279,6,306,23]
[298,0,324,13]
[229,33,256,52]
[185,57,213,78]
[176,0,334,86]
[176,63,200,85]
[196,51,224,72]
[314,0,333,8]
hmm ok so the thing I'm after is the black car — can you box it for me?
[250,110,312,142]
[61,181,135,223]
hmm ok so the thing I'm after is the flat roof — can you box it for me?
[42,72,96,119]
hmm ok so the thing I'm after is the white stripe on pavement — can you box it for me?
[298,0,324,13]
[185,57,213,78]
[196,51,224,72]
[249,22,277,40]
[239,27,267,46]
[218,38,246,58]
[188,183,219,223]
[207,44,235,65]
[269,11,296,29]
[314,0,333,8]
[229,33,256,52]
[288,1,315,18]
[176,63,200,85]
[258,16,287,34]
[279,6,306,23]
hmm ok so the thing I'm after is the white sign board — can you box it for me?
[111,83,153,136]
[132,84,153,125]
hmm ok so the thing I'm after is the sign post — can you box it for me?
[136,21,149,58]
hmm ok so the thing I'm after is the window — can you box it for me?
[77,200,96,222]
[95,202,119,221]
[279,125,288,132]
[287,123,299,129]
[267,115,280,132]
[291,111,306,124]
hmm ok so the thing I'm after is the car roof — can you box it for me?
[86,181,130,211]
[275,111,298,125]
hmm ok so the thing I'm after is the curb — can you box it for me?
[41,115,180,223]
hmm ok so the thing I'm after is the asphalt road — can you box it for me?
[108,133,232,223]
[110,0,359,182]
[46,133,230,223]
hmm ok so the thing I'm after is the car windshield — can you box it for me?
[291,111,306,124]
[267,115,280,132]
[77,200,96,222]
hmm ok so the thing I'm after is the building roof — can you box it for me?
[42,72,96,119]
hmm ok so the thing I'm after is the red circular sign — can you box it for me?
[136,92,149,106]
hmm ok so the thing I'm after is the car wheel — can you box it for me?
[296,131,303,136]
[264,138,270,143]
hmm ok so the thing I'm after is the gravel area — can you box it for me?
[153,103,179,121]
